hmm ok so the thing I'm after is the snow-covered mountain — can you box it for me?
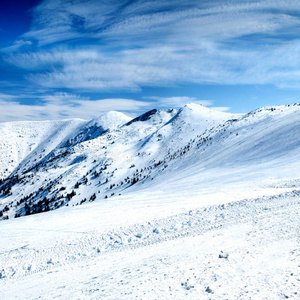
[1,102,300,299]
[0,102,300,220]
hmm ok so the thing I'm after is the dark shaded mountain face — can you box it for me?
[1,103,300,220]
[126,109,158,126]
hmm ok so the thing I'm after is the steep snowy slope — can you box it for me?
[137,103,238,162]
[0,103,299,221]
[64,111,131,147]
[0,119,87,179]
[147,104,300,197]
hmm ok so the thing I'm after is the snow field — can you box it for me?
[1,189,299,299]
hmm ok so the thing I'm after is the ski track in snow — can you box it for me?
[1,191,299,299]
[1,189,299,298]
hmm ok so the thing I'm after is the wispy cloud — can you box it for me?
[0,93,153,122]
[7,40,300,90]
[22,0,300,46]
[3,0,300,91]
[2,0,300,115]
[211,106,231,112]
[0,92,228,122]
[0,40,33,53]
[145,96,214,108]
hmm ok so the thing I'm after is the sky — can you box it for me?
[1,0,300,122]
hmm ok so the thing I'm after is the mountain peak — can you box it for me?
[177,102,235,121]
[90,111,132,130]
[184,102,206,109]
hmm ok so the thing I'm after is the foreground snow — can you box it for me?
[1,185,299,299]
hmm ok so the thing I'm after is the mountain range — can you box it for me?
[1,102,300,220]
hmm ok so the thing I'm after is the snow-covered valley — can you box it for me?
[0,103,299,299]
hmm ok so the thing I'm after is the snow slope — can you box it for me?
[0,103,300,220]
[0,119,87,179]
[0,102,299,299]
[0,182,299,299]
[64,111,131,147]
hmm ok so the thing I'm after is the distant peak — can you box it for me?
[92,110,131,121]
[179,102,211,115]
[90,111,132,128]
[185,102,205,107]
[184,102,207,110]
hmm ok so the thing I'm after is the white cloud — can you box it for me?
[0,92,226,122]
[145,96,214,108]
[22,0,300,46]
[6,39,300,90]
[0,40,32,53]
[3,0,300,93]
[0,93,153,122]
[0,93,17,100]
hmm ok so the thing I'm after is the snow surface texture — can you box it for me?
[0,103,300,299]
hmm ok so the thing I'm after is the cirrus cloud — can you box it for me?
[2,0,300,118]
[0,92,225,122]
[0,93,151,122]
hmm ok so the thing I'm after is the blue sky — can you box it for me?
[1,0,300,122]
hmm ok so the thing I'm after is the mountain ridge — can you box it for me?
[0,102,299,220]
